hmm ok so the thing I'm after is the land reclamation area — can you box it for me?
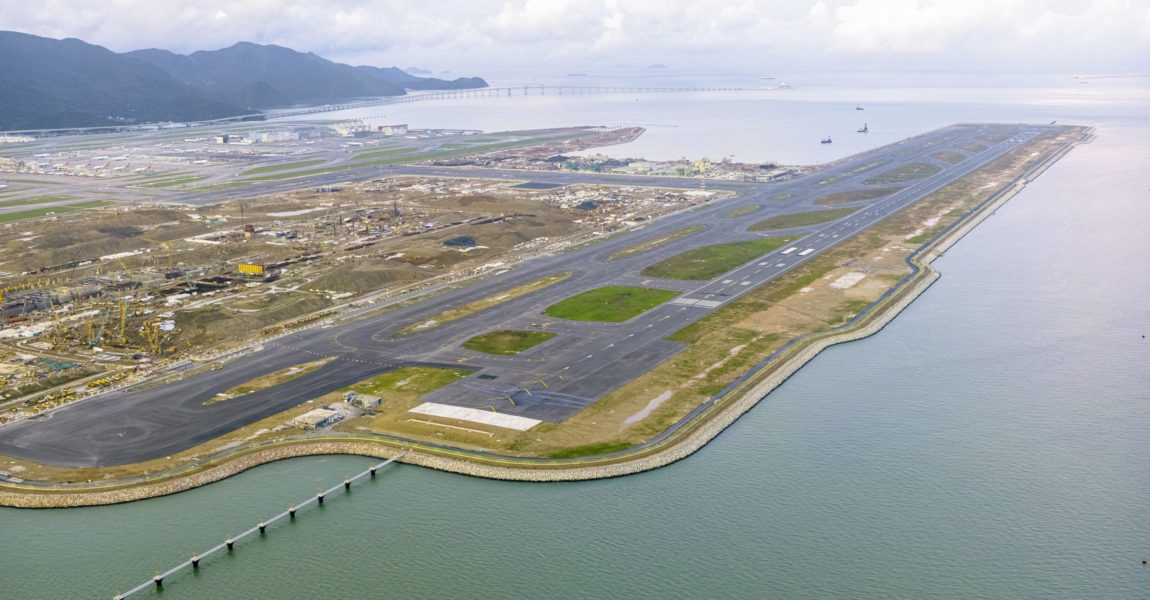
[0,122,1092,503]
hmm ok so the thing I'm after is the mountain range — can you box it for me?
[0,31,488,130]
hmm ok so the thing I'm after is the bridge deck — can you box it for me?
[113,453,404,599]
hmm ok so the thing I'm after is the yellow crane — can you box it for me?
[140,237,175,272]
[47,310,68,350]
[117,294,128,344]
[113,256,135,283]
[141,320,163,355]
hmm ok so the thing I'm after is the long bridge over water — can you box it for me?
[112,453,404,599]
[267,84,756,119]
[4,85,772,136]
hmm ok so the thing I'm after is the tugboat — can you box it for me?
[857,123,868,133]
[820,136,832,144]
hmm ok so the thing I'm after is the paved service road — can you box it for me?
[0,124,1057,466]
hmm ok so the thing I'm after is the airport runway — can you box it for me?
[0,124,1056,466]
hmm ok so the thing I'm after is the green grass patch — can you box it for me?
[343,366,470,397]
[140,175,207,188]
[239,159,326,176]
[126,171,191,180]
[239,134,588,182]
[748,208,857,231]
[864,162,942,184]
[815,186,902,205]
[208,358,334,404]
[828,299,872,325]
[399,272,572,335]
[0,196,72,207]
[185,181,254,192]
[640,237,796,280]
[239,164,353,181]
[957,142,987,153]
[931,151,967,164]
[543,286,680,322]
[546,441,633,458]
[607,225,705,261]
[978,126,1019,144]
[352,148,415,160]
[906,224,947,244]
[0,200,109,223]
[773,193,792,200]
[564,230,631,253]
[818,160,886,185]
[723,205,762,218]
[462,330,557,355]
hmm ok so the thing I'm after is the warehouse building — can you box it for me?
[293,407,343,430]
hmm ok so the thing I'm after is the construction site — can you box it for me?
[0,172,725,423]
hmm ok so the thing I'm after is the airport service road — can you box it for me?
[0,125,1054,466]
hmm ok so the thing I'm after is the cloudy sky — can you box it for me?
[1,0,1147,74]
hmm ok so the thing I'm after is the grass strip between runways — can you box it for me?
[398,272,573,335]
[543,286,679,322]
[640,237,796,280]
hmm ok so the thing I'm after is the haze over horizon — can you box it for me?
[1,0,1147,76]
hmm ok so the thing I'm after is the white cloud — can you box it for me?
[0,0,1145,72]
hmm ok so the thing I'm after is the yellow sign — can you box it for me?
[238,264,264,275]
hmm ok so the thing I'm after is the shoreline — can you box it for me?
[0,127,1093,508]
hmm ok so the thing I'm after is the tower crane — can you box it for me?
[117,294,128,344]
[140,237,175,272]
[113,256,135,283]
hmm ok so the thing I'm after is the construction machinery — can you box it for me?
[141,320,164,355]
[141,237,175,272]
[89,308,110,346]
[117,294,128,344]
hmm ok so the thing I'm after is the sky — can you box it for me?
[1,0,1147,76]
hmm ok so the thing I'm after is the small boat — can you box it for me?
[820,136,832,144]
[857,123,868,133]
[855,105,864,110]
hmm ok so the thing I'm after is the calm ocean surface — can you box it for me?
[3,73,1148,599]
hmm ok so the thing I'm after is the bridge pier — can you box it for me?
[111,455,404,599]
